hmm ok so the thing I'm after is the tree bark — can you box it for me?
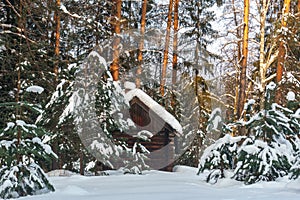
[15,0,25,163]
[160,0,174,96]
[171,0,179,108]
[111,0,122,81]
[136,0,147,88]
[237,0,250,121]
[80,150,84,175]
[51,0,61,170]
[258,0,271,110]
[232,0,242,121]
[54,0,61,78]
[276,0,291,103]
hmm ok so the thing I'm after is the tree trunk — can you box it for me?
[136,0,147,88]
[276,0,291,103]
[258,0,270,110]
[237,0,250,121]
[51,0,61,170]
[232,0,242,123]
[111,0,122,81]
[15,0,25,164]
[171,0,179,108]
[160,0,174,96]
[54,0,61,78]
[80,150,84,175]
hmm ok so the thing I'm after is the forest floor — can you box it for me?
[23,166,299,200]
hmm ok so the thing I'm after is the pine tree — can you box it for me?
[236,0,250,123]
[0,87,56,198]
[290,133,300,179]
[160,0,174,96]
[233,83,299,184]
[198,134,245,183]
[199,82,300,184]
[179,0,217,76]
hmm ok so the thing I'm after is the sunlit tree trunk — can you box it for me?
[136,0,147,88]
[276,0,291,103]
[160,0,174,96]
[237,0,249,122]
[111,0,122,81]
[171,0,179,108]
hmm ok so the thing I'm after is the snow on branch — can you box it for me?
[0,30,36,43]
[60,4,81,19]
[26,85,44,94]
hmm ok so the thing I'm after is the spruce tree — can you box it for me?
[0,88,56,198]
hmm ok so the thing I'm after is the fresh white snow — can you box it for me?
[287,91,296,101]
[4,122,15,131]
[124,81,137,90]
[21,166,300,200]
[25,85,44,94]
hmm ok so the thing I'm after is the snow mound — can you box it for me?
[172,165,198,175]
[47,170,76,177]
[61,185,89,195]
[285,178,300,190]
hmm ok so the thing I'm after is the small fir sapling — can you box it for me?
[0,87,56,198]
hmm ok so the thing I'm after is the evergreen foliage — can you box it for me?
[198,134,245,178]
[290,130,300,179]
[0,163,54,199]
[234,137,292,184]
[199,82,300,184]
[0,92,56,198]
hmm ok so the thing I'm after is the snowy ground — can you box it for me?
[23,166,299,200]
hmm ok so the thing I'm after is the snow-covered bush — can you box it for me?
[290,155,300,179]
[0,163,54,199]
[233,137,292,184]
[290,137,300,179]
[123,131,152,174]
[198,134,245,181]
[198,82,300,184]
[206,108,223,135]
[232,83,298,183]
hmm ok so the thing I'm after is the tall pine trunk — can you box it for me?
[54,0,61,78]
[258,0,270,110]
[136,0,147,88]
[171,0,179,108]
[160,0,174,96]
[16,0,25,163]
[276,0,291,103]
[51,0,61,170]
[232,0,242,123]
[237,0,250,121]
[111,0,122,81]
[234,0,250,136]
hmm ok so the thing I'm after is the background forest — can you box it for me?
[0,0,299,198]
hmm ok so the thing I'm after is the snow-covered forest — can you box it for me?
[0,0,299,199]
